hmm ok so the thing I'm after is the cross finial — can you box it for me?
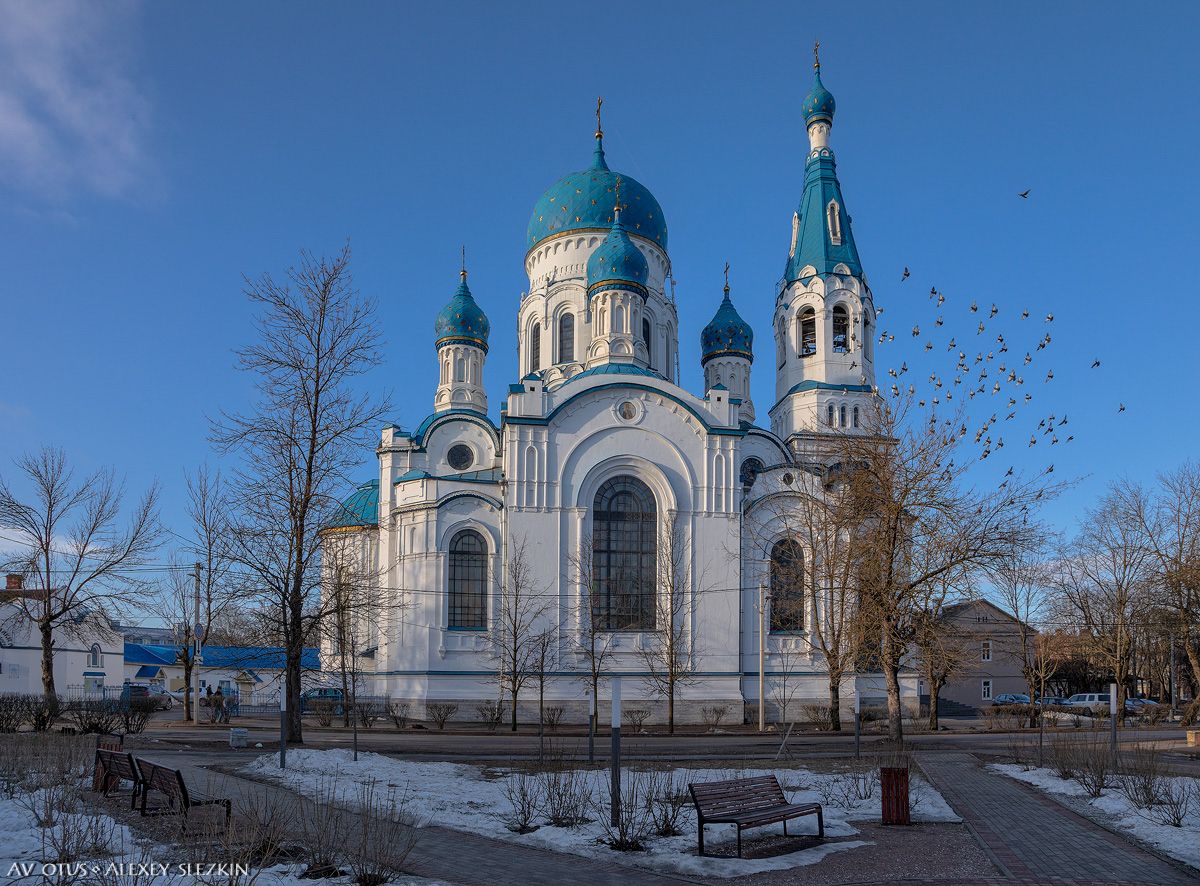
[613,175,623,215]
[595,96,604,139]
[460,245,467,280]
[813,40,821,71]
[723,261,730,295]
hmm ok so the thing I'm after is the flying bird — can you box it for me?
[1118,403,1126,413]
[970,301,978,313]
[1021,310,1030,319]
[1005,466,1014,476]
[1091,359,1101,369]
[978,322,986,334]
[1045,313,1054,323]
[990,304,998,318]
[901,267,910,281]
[1018,189,1031,199]
[1045,370,1054,382]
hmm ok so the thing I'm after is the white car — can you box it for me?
[1064,693,1111,716]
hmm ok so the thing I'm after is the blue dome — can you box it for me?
[802,69,836,125]
[327,480,379,529]
[526,137,667,252]
[586,209,650,295]
[434,274,490,351]
[701,287,753,364]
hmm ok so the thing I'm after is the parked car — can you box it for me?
[120,684,170,711]
[1064,693,1111,716]
[1036,696,1068,706]
[992,693,1030,706]
[146,685,176,710]
[300,687,345,715]
[1124,698,1162,715]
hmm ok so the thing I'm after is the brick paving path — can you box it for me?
[916,752,1198,886]
[138,749,697,886]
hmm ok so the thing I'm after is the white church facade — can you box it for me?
[322,60,918,724]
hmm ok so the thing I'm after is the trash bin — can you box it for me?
[880,766,910,825]
[228,727,248,749]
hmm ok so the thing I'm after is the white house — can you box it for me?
[321,59,919,724]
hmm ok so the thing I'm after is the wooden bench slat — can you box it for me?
[689,775,823,858]
[133,758,231,830]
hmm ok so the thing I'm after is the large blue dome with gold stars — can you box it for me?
[526,138,667,253]
[701,288,753,364]
[802,69,836,125]
[434,275,490,351]
[586,210,650,295]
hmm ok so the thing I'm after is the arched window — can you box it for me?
[88,644,102,668]
[559,313,574,363]
[799,308,817,357]
[826,200,842,245]
[592,476,657,631]
[529,323,541,374]
[864,315,873,362]
[448,529,488,630]
[839,404,847,427]
[770,539,805,632]
[740,457,764,492]
[826,403,835,426]
[832,305,849,353]
[853,405,860,428]
[642,318,653,367]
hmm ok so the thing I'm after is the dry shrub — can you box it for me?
[542,705,565,732]
[1048,736,1081,780]
[536,767,591,828]
[1071,733,1112,798]
[426,703,457,730]
[0,693,31,732]
[501,770,540,833]
[118,699,155,735]
[596,770,652,851]
[701,705,729,730]
[65,698,123,735]
[45,810,123,867]
[354,699,384,729]
[476,700,504,732]
[1143,778,1194,828]
[387,701,410,730]
[800,702,834,730]
[624,708,650,731]
[299,778,350,878]
[1119,745,1167,810]
[345,779,418,886]
[644,769,689,837]
[311,699,336,727]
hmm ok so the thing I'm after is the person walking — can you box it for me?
[213,687,226,724]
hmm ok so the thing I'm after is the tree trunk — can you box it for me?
[286,633,303,744]
[40,620,56,699]
[510,683,518,732]
[183,654,193,722]
[927,677,942,732]
[667,676,675,735]
[827,677,842,732]
[880,628,904,744]
[1182,640,1200,726]
[340,654,351,728]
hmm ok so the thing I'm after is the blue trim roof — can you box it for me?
[394,468,500,485]
[586,209,649,295]
[328,480,379,529]
[124,642,320,671]
[134,665,161,679]
[398,409,498,448]
[551,362,664,390]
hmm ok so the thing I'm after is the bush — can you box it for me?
[66,698,123,735]
[476,700,504,732]
[387,701,410,730]
[501,770,541,833]
[596,770,652,851]
[0,694,30,732]
[1071,734,1112,798]
[354,699,385,729]
[27,694,62,732]
[536,767,591,828]
[701,705,729,730]
[644,770,688,837]
[299,778,349,878]
[118,698,154,735]
[1143,777,1194,828]
[311,699,336,727]
[1048,736,1081,780]
[1119,745,1167,810]
[542,705,565,733]
[427,703,458,730]
[800,702,834,730]
[345,780,418,886]
[624,708,650,731]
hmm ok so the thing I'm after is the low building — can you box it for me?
[123,642,320,699]
[928,599,1035,712]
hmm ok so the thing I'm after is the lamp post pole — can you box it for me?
[758,582,766,732]
[279,689,287,770]
[610,676,622,827]
[192,563,202,726]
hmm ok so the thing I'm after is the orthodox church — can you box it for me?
[322,58,917,723]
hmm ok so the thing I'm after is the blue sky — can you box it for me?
[1,0,1197,551]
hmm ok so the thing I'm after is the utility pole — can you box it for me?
[1169,634,1177,715]
[758,582,766,733]
[192,562,202,726]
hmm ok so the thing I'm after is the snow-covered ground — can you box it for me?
[991,763,1200,871]
[245,749,959,878]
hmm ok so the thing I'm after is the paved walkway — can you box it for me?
[916,752,1198,886]
[136,748,698,886]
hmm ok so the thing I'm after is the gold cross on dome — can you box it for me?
[813,40,821,71]
[724,262,730,293]
[595,96,604,139]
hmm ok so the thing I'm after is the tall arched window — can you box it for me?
[592,476,657,631]
[853,405,860,428]
[642,318,653,367]
[770,539,805,632]
[558,313,574,363]
[88,644,102,668]
[799,308,817,356]
[826,403,835,426]
[826,200,843,245]
[839,404,847,427]
[448,529,488,630]
[529,323,541,374]
[832,305,849,353]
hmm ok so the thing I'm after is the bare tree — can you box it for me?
[213,245,389,743]
[837,394,1057,743]
[0,446,160,698]
[768,641,809,728]
[490,537,550,732]
[992,547,1052,726]
[1116,465,1200,723]
[568,538,615,734]
[638,516,699,734]
[1054,489,1151,720]
[912,600,974,731]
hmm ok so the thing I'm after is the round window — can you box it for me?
[782,472,794,485]
[447,444,474,471]
[618,401,637,421]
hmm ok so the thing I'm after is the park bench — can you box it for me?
[91,733,124,793]
[134,758,231,829]
[94,748,144,809]
[689,775,823,858]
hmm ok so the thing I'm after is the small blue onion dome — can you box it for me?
[802,69,836,126]
[526,134,667,252]
[586,206,650,295]
[434,271,490,352]
[701,284,754,364]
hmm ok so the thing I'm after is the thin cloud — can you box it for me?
[0,1,152,203]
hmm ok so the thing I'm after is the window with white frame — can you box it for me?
[88,644,102,668]
[981,679,993,700]
[981,640,992,662]
[826,200,843,245]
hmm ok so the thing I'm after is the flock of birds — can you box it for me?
[865,189,1123,485]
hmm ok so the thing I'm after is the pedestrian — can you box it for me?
[213,687,225,724]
